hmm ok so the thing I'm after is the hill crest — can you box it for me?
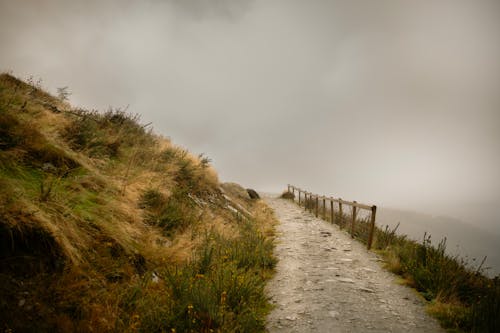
[0,73,276,332]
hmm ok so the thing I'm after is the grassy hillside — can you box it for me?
[0,73,277,332]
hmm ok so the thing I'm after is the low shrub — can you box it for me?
[61,108,154,158]
[139,188,196,236]
[280,191,295,200]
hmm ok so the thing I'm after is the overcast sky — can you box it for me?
[1,0,499,223]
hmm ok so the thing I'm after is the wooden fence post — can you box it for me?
[322,197,326,219]
[330,199,335,224]
[311,194,314,214]
[351,201,357,238]
[338,200,343,227]
[298,190,301,205]
[367,205,377,250]
[287,184,290,193]
[315,195,319,217]
[305,192,308,211]
[310,193,314,213]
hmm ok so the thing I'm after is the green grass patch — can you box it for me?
[119,220,275,332]
[139,188,198,236]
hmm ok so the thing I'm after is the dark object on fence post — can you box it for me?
[339,200,343,228]
[287,184,291,193]
[315,195,319,217]
[367,205,377,250]
[247,189,260,199]
[330,199,334,224]
[351,201,357,238]
[298,190,301,205]
[322,197,326,219]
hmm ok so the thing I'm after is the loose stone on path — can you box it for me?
[264,194,443,333]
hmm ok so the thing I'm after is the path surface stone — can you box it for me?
[264,195,444,333]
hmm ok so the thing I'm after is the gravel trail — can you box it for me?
[264,195,444,333]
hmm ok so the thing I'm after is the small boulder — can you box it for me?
[246,188,260,199]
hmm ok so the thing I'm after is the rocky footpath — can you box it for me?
[264,195,443,333]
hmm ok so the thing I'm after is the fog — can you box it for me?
[1,0,499,232]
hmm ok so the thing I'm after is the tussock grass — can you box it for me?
[0,73,276,332]
[373,227,500,332]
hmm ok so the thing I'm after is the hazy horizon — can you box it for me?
[1,0,499,234]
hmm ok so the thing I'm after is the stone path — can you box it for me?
[264,195,444,333]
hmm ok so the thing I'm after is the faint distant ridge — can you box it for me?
[377,206,500,277]
[282,185,500,333]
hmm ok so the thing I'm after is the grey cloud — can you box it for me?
[167,0,254,20]
[0,0,499,227]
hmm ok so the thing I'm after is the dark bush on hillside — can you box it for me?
[280,191,294,200]
[175,158,198,190]
[62,111,116,157]
[173,155,216,196]
[28,143,80,172]
[62,108,154,158]
[159,147,181,163]
[0,110,79,173]
[138,189,167,210]
[139,189,196,236]
[198,153,211,169]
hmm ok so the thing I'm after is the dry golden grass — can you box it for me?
[379,248,403,275]
[252,199,279,237]
[0,73,276,332]
[427,299,472,331]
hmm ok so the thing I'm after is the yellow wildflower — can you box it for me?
[220,291,227,304]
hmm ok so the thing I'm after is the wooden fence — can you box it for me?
[286,184,377,250]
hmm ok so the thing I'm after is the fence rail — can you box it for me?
[286,184,377,250]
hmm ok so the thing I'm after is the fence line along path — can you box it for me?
[264,193,443,333]
[287,185,377,250]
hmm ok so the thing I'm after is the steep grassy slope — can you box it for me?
[0,73,277,332]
